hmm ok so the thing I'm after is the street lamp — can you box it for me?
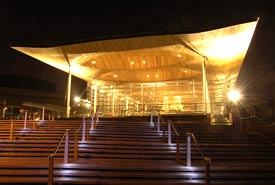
[227,89,241,103]
[227,89,241,125]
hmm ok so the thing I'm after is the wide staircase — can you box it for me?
[0,117,274,184]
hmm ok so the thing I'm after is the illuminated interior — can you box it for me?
[12,20,258,122]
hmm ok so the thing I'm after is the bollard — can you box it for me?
[48,155,54,185]
[82,118,86,142]
[168,122,171,144]
[64,130,69,164]
[187,134,191,167]
[24,112,27,129]
[149,112,154,127]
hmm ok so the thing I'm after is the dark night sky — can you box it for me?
[0,1,274,101]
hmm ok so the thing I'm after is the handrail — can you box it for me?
[186,132,205,159]
[240,115,271,132]
[157,114,211,185]
[48,128,79,185]
[168,120,180,162]
[52,129,70,156]
[186,132,211,185]
[170,120,179,137]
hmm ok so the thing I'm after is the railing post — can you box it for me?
[96,112,99,122]
[86,118,90,141]
[162,122,165,142]
[205,157,211,185]
[48,154,54,185]
[150,112,154,127]
[176,135,180,163]
[74,130,78,160]
[9,120,14,140]
[168,122,171,145]
[157,114,160,132]
[90,113,94,130]
[82,118,86,142]
[64,130,69,164]
[24,111,27,129]
[187,134,191,167]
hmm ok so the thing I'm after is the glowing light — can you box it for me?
[92,61,96,64]
[206,25,256,61]
[130,61,135,65]
[227,89,241,102]
[146,74,150,78]
[113,74,118,78]
[177,54,182,58]
[184,70,188,73]
[155,74,159,78]
[74,96,80,103]
[85,103,91,108]
[142,60,146,64]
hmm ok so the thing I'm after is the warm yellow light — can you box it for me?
[184,70,188,73]
[92,61,96,64]
[155,74,159,78]
[113,74,118,78]
[142,60,146,64]
[206,26,256,60]
[85,103,91,108]
[177,54,182,58]
[130,61,135,65]
[74,96,80,103]
[227,89,241,102]
[146,74,150,78]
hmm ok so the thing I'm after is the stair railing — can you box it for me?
[48,128,79,185]
[186,132,211,185]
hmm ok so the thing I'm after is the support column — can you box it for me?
[66,66,72,118]
[93,81,98,114]
[202,58,211,113]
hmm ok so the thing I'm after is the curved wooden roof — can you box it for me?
[12,21,257,84]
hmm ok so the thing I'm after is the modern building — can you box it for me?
[12,20,258,124]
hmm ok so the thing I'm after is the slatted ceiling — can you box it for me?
[12,20,257,87]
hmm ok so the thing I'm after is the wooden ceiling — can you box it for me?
[12,20,257,85]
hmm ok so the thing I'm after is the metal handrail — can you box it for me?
[168,120,180,162]
[159,114,211,185]
[186,132,211,185]
[186,132,205,159]
[52,129,70,156]
[48,128,79,185]
[170,120,179,137]
[240,115,271,132]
